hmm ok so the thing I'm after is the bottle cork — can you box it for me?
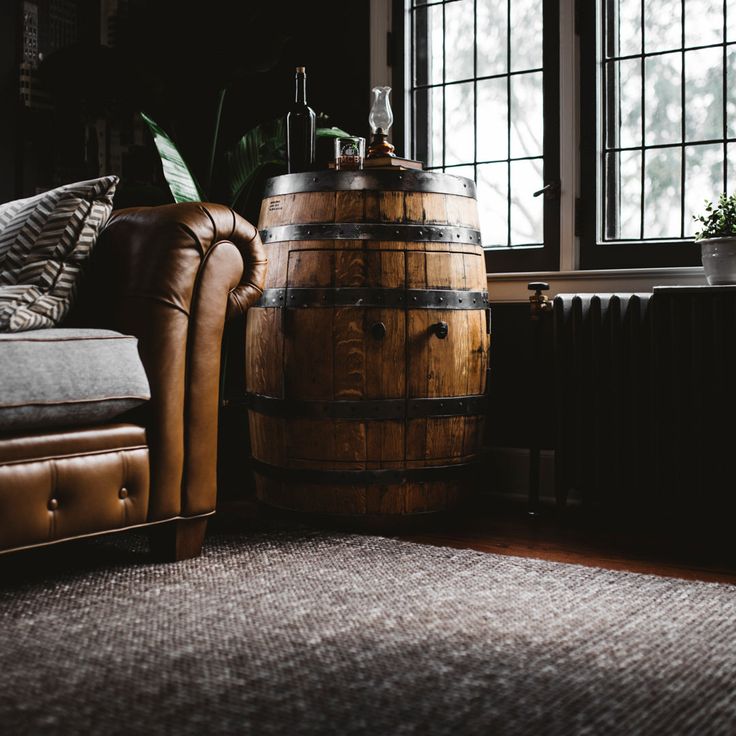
[296,66,305,73]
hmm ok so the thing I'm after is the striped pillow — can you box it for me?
[0,176,118,332]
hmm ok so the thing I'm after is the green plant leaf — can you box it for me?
[316,126,352,138]
[140,111,205,203]
[693,192,736,240]
[231,160,287,225]
[225,117,287,207]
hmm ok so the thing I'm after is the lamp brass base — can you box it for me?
[367,131,396,159]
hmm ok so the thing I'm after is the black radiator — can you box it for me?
[649,286,736,519]
[552,286,736,518]
[553,293,653,511]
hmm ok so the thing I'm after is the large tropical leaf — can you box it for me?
[140,111,204,203]
[231,160,288,225]
[225,117,287,207]
[316,126,352,138]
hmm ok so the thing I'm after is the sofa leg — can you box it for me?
[150,518,208,562]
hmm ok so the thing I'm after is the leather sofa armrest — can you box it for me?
[81,202,266,520]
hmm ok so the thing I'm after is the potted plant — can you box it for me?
[693,193,736,285]
[141,111,352,225]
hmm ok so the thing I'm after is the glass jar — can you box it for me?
[334,137,365,170]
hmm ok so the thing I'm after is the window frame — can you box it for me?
[393,0,562,273]
[577,0,711,270]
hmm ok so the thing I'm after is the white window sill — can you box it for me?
[486,267,707,303]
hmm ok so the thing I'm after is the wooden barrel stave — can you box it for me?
[259,190,480,229]
[249,413,485,456]
[275,249,485,287]
[248,417,484,466]
[261,241,487,294]
[254,476,465,517]
[246,171,488,521]
[250,309,485,402]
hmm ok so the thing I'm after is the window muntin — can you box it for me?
[602,0,736,243]
[409,0,551,254]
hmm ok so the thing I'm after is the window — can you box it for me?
[396,0,735,274]
[404,0,560,271]
[580,0,734,268]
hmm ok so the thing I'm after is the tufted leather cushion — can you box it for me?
[0,424,149,553]
[0,328,150,433]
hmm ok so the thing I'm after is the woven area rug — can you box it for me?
[0,530,735,735]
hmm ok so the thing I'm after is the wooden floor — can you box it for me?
[218,497,736,585]
[397,506,736,585]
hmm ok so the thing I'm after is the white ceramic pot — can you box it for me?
[700,236,736,285]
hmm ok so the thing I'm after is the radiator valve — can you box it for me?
[528,282,553,320]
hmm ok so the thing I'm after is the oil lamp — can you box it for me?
[367,86,395,158]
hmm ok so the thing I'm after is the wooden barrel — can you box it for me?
[245,169,489,524]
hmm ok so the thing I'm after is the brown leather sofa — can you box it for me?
[0,203,266,561]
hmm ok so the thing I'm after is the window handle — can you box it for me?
[533,181,561,200]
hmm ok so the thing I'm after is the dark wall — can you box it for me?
[2,0,371,208]
[487,302,555,451]
[0,1,19,203]
[122,0,371,192]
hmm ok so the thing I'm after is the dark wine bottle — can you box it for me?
[287,66,316,173]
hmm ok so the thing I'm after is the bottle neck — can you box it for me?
[294,74,307,105]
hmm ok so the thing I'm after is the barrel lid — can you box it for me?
[263,169,477,199]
